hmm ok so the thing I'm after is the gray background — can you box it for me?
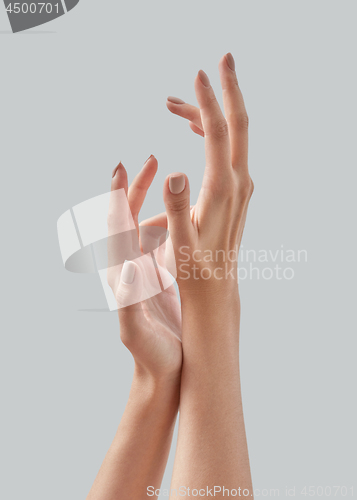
[1,1,356,499]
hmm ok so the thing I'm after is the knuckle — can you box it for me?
[239,112,249,130]
[225,76,240,91]
[166,197,190,214]
[237,175,254,199]
[209,119,229,139]
[232,76,240,89]
[231,112,249,130]
[205,94,218,107]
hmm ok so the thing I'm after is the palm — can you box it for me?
[118,254,182,378]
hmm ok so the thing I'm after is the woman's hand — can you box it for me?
[88,159,182,500]
[107,157,182,383]
[162,53,254,497]
[144,53,253,300]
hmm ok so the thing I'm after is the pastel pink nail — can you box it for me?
[169,174,185,194]
[198,70,210,88]
[122,260,136,284]
[167,96,185,104]
[144,154,154,164]
[225,52,235,71]
[112,161,123,178]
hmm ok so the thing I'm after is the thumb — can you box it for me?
[163,173,194,249]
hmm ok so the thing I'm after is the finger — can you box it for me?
[108,161,136,236]
[189,121,204,137]
[166,97,203,132]
[140,205,195,229]
[163,173,194,249]
[128,155,158,221]
[111,161,128,194]
[218,53,249,171]
[140,211,168,229]
[194,70,231,183]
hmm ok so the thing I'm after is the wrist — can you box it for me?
[178,264,240,301]
[180,288,241,356]
[181,282,240,317]
[132,363,181,397]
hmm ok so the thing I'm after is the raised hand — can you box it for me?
[87,157,182,500]
[162,53,254,497]
[107,157,182,381]
[144,53,253,298]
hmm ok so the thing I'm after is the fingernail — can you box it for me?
[167,96,185,104]
[198,70,210,88]
[122,260,136,284]
[144,154,154,164]
[169,174,185,194]
[225,52,235,71]
[112,161,123,178]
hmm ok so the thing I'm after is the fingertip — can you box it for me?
[121,260,137,285]
[138,156,158,190]
[144,153,156,164]
[117,259,144,310]
[164,172,188,195]
[143,154,158,173]
[198,69,211,88]
[225,52,235,71]
[166,99,180,116]
[167,96,185,105]
[218,53,236,73]
[169,174,185,195]
[111,161,128,192]
[112,161,125,178]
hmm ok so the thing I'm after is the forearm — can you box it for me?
[170,290,253,498]
[87,367,180,500]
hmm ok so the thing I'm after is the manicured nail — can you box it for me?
[144,154,154,164]
[198,70,210,88]
[112,161,123,178]
[167,96,185,104]
[225,52,235,71]
[122,260,136,284]
[169,174,185,194]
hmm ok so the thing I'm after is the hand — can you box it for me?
[144,53,253,298]
[161,55,254,496]
[107,157,182,383]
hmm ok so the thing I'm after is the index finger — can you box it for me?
[128,155,158,220]
[194,70,231,185]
